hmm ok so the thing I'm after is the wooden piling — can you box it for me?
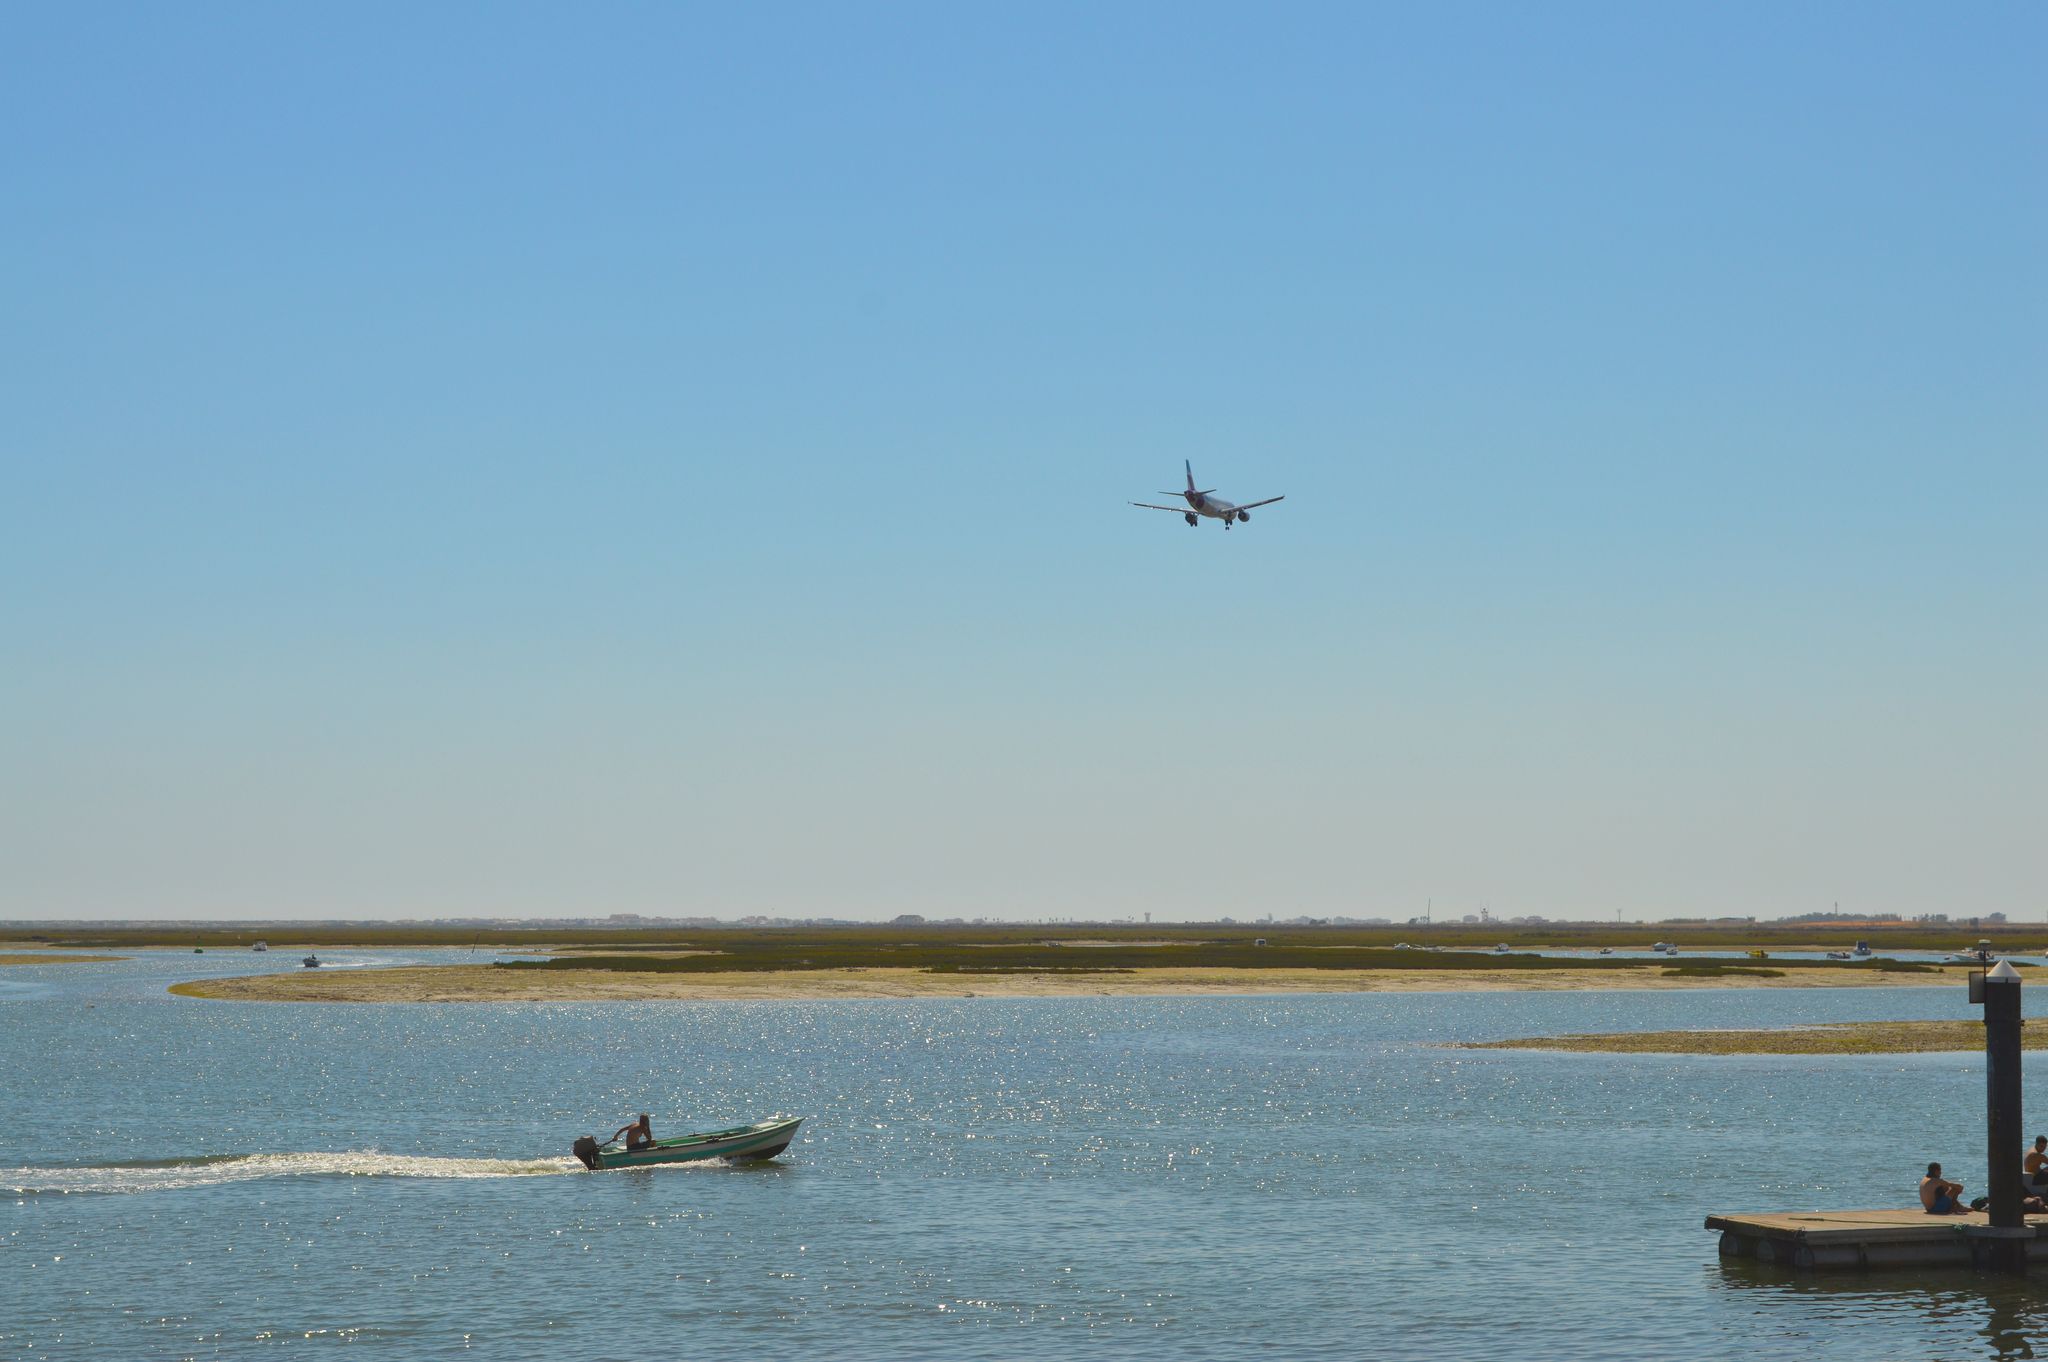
[1980,961,2026,1271]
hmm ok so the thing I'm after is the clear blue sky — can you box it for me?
[3,3,2040,922]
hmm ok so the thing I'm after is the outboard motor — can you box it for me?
[572,1136,602,1170]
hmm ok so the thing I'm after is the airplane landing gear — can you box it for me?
[1184,513,1197,526]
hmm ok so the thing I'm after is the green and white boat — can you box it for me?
[572,1116,803,1170]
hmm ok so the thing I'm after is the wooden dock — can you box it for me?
[1709,1209,2048,1271]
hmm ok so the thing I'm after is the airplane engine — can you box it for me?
[1237,510,1250,522]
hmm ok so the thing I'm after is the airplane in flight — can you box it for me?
[1131,461,1283,529]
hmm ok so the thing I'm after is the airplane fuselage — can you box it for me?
[1184,492,1242,522]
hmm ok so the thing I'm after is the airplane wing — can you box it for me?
[1130,502,1191,512]
[1235,496,1285,510]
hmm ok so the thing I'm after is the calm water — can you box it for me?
[8,951,2048,1359]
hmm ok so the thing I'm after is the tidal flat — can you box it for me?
[167,961,1988,1003]
[0,953,128,965]
[1461,1018,2038,1054]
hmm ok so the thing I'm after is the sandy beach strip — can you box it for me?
[0,953,130,965]
[165,962,1990,1003]
[1460,1019,2027,1055]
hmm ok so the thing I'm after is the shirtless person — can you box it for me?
[1921,1162,1968,1215]
[2026,1136,2048,1192]
[611,1115,655,1152]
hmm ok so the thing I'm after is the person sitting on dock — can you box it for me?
[2026,1136,2048,1195]
[1921,1162,1968,1215]
[610,1115,655,1152]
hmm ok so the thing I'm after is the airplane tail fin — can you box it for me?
[1185,460,1196,493]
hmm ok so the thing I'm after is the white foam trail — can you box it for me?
[7,1150,583,1194]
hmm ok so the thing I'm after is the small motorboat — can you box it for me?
[1651,942,1673,953]
[1825,951,1853,960]
[572,1117,803,1170]
[1597,948,1612,955]
[252,940,268,952]
[1854,940,1871,956]
[302,953,321,968]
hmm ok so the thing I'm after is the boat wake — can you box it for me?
[7,1150,583,1195]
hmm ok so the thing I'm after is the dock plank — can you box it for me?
[1709,1209,2026,1241]
[1707,1209,2048,1270]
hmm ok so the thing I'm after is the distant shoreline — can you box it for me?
[165,962,1991,1003]
[15,920,2035,956]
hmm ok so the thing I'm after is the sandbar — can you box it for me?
[168,962,1987,1003]
[0,953,129,965]
[1460,1019,2030,1055]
